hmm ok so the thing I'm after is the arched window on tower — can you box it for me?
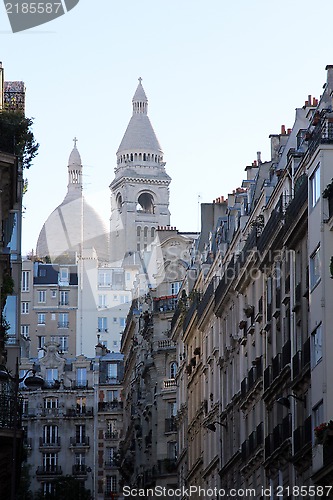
[151,227,155,239]
[137,193,154,214]
[116,193,123,210]
[144,227,148,241]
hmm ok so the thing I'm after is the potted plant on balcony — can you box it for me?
[314,420,333,444]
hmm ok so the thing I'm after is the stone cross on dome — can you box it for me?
[73,136,78,147]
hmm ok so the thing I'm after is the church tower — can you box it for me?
[110,79,171,264]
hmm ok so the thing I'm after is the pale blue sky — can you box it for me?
[1,0,333,254]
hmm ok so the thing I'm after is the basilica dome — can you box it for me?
[36,142,109,262]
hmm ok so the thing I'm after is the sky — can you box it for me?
[1,0,333,255]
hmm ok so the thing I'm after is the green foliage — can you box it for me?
[0,111,39,169]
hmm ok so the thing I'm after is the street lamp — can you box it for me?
[0,358,44,500]
[205,421,228,432]
[276,394,305,409]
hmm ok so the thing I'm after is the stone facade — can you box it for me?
[169,66,333,495]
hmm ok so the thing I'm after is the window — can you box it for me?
[38,267,46,277]
[168,401,177,417]
[51,290,57,298]
[119,317,126,328]
[21,302,29,314]
[98,294,107,308]
[59,290,69,306]
[310,246,321,290]
[171,282,181,296]
[21,325,29,338]
[43,425,58,444]
[59,267,69,282]
[43,483,55,496]
[106,447,115,466]
[113,340,118,347]
[75,424,86,444]
[107,390,119,402]
[126,272,131,281]
[76,397,86,414]
[38,336,45,349]
[313,400,324,429]
[76,367,87,387]
[310,164,321,207]
[45,368,58,386]
[170,362,178,379]
[58,312,69,328]
[75,452,85,465]
[98,317,108,332]
[37,313,46,325]
[113,317,118,324]
[312,324,322,366]
[107,363,117,380]
[112,271,124,290]
[43,453,57,472]
[98,270,111,288]
[58,336,68,352]
[51,313,56,321]
[44,397,58,409]
[106,475,117,493]
[38,290,46,303]
[21,271,30,292]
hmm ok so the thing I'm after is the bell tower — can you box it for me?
[110,79,171,264]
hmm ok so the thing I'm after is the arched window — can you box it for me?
[137,193,154,214]
[151,227,155,239]
[144,227,148,240]
[170,362,178,379]
[137,226,141,238]
[116,193,122,210]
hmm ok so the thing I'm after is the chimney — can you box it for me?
[281,125,286,135]
[287,128,292,134]
[257,151,261,165]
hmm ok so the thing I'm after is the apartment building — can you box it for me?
[21,342,124,498]
[21,259,78,358]
[170,66,333,495]
[119,227,195,491]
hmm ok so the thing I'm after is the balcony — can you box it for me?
[153,295,178,313]
[65,407,94,418]
[182,296,199,333]
[197,279,214,320]
[98,401,123,412]
[157,339,176,350]
[292,338,310,383]
[265,415,291,460]
[293,416,312,456]
[57,322,69,329]
[163,379,177,390]
[39,437,61,449]
[104,460,117,469]
[284,175,307,231]
[105,431,119,440]
[36,465,62,477]
[72,464,88,476]
[215,256,235,315]
[70,436,90,448]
